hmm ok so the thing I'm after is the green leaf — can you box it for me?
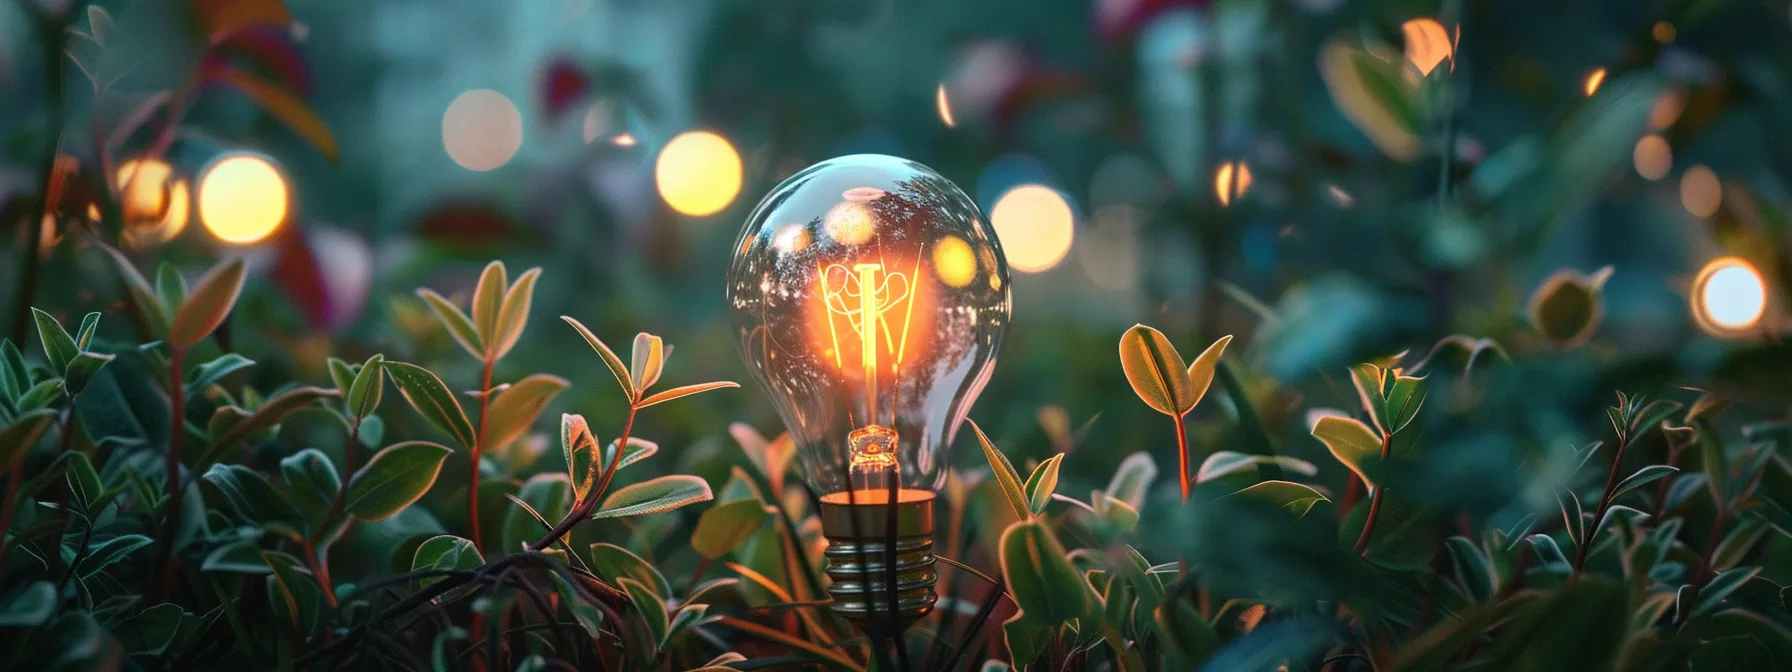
[101,245,169,337]
[156,262,188,317]
[1196,451,1318,484]
[664,604,706,649]
[185,353,255,396]
[1312,415,1384,487]
[1118,324,1195,416]
[0,340,28,399]
[31,308,79,373]
[203,464,304,530]
[591,475,712,519]
[590,543,670,598]
[65,451,104,513]
[74,312,99,350]
[1091,490,1141,537]
[1688,566,1760,620]
[344,441,452,521]
[1105,452,1157,510]
[411,535,483,588]
[346,354,385,418]
[199,386,338,466]
[490,267,540,361]
[691,499,773,560]
[471,261,508,354]
[16,378,62,411]
[1393,593,1543,671]
[384,362,475,448]
[1611,465,1678,502]
[262,550,322,635]
[0,409,59,471]
[1022,454,1063,516]
[972,420,1030,520]
[202,541,271,574]
[115,602,185,656]
[77,533,152,579]
[1343,492,1444,570]
[1445,536,1494,603]
[167,258,246,350]
[1527,267,1612,348]
[62,351,113,396]
[630,333,665,393]
[280,448,341,533]
[620,578,669,653]
[326,357,355,398]
[0,582,57,627]
[1481,575,1630,671]
[547,569,605,640]
[562,413,600,502]
[1155,598,1219,668]
[1000,519,1094,625]
[1319,39,1421,161]
[1224,480,1330,517]
[634,381,740,409]
[563,316,635,402]
[1004,613,1053,667]
[416,289,483,359]
[502,473,571,555]
[1384,375,1427,435]
[482,373,569,452]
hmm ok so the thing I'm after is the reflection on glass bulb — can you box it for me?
[727,155,1011,625]
[728,154,1010,497]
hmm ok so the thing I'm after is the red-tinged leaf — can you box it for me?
[539,57,588,122]
[216,24,312,95]
[270,227,328,328]
[190,0,292,43]
[206,65,338,162]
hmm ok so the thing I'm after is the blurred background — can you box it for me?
[5,0,1792,560]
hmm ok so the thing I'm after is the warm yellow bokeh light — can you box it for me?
[990,184,1074,273]
[936,83,956,128]
[1215,160,1252,207]
[655,130,742,217]
[1693,257,1767,333]
[443,89,523,171]
[198,153,288,245]
[932,235,976,287]
[1633,135,1671,181]
[822,201,876,245]
[1680,165,1722,217]
[1401,18,1453,76]
[116,158,173,223]
[1584,68,1607,96]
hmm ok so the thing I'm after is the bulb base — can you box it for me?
[818,489,938,631]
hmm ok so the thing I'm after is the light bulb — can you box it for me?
[726,155,1011,628]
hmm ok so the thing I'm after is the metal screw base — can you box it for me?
[817,489,938,630]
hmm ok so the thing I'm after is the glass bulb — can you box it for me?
[726,155,1010,625]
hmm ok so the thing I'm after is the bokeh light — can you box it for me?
[1214,160,1252,206]
[1401,18,1453,76]
[116,158,191,246]
[1078,204,1141,291]
[1650,90,1684,130]
[655,130,742,216]
[442,89,523,171]
[1583,68,1606,96]
[1693,257,1768,334]
[198,153,288,245]
[990,184,1074,273]
[932,235,976,287]
[1632,135,1671,181]
[1680,165,1722,217]
[1652,21,1676,43]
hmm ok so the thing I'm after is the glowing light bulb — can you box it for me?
[198,153,288,245]
[726,155,1011,629]
[1693,257,1768,334]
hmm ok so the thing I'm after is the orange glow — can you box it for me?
[936,83,956,128]
[819,260,916,372]
[1650,90,1685,130]
[1652,21,1675,43]
[1401,18,1453,76]
[1693,257,1768,334]
[1680,165,1722,217]
[1215,160,1252,206]
[1633,135,1671,181]
[932,235,976,287]
[198,153,288,245]
[1584,68,1607,96]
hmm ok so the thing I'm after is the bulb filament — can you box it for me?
[817,257,920,477]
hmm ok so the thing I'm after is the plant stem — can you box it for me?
[1354,433,1392,554]
[314,415,362,604]
[470,359,495,550]
[152,347,187,601]
[529,405,637,552]
[1173,412,1191,501]
[0,461,23,567]
[9,12,68,346]
[307,538,338,607]
[1571,435,1630,575]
